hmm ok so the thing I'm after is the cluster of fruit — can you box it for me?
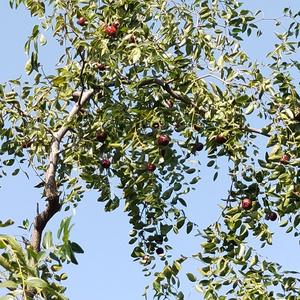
[241,198,277,221]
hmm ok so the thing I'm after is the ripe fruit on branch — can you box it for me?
[77,17,87,26]
[147,163,156,172]
[192,142,204,152]
[279,154,290,164]
[156,247,165,257]
[22,140,32,148]
[129,35,136,43]
[96,131,107,143]
[104,25,117,37]
[266,211,277,221]
[157,134,170,146]
[241,198,252,210]
[96,63,106,71]
[193,124,201,132]
[214,135,227,144]
[101,159,111,169]
[152,122,160,129]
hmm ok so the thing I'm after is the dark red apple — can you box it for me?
[77,17,87,26]
[104,25,117,37]
[101,159,111,169]
[147,163,156,172]
[241,198,252,210]
[96,131,107,143]
[267,211,277,221]
[157,134,170,146]
[214,135,227,144]
[279,154,290,164]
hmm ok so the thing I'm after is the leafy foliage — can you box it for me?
[0,0,299,299]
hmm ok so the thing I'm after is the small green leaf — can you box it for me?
[130,48,141,64]
[186,272,197,282]
[0,219,14,227]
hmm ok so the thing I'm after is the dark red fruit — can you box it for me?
[214,135,227,144]
[193,124,201,132]
[279,154,290,164]
[96,131,107,143]
[153,122,160,129]
[147,163,156,172]
[101,159,111,169]
[267,211,277,221]
[129,35,136,43]
[22,141,32,148]
[193,142,204,152]
[96,63,106,71]
[241,198,252,210]
[77,17,87,26]
[156,247,164,256]
[157,135,170,146]
[104,25,117,37]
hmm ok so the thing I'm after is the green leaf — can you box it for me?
[25,58,33,75]
[26,277,48,289]
[186,221,193,234]
[70,241,84,254]
[42,231,53,249]
[130,48,141,64]
[162,188,173,200]
[186,272,197,282]
[0,219,14,227]
[0,280,18,289]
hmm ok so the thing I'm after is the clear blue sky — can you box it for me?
[0,1,299,299]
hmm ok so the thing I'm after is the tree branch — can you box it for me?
[137,78,271,138]
[31,89,94,252]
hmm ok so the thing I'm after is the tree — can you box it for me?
[0,0,299,299]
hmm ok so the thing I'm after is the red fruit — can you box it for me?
[214,135,227,144]
[193,124,201,132]
[22,141,32,148]
[77,17,87,26]
[165,100,173,108]
[267,211,277,221]
[129,35,136,43]
[101,159,111,169]
[241,198,252,210]
[96,63,106,71]
[193,142,204,152]
[157,134,170,146]
[156,247,164,256]
[104,25,117,37]
[279,154,290,164]
[96,131,107,143]
[147,163,156,172]
[152,122,160,129]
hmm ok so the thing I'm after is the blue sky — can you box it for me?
[0,1,299,299]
